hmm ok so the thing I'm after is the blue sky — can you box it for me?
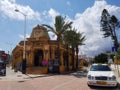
[0,0,120,57]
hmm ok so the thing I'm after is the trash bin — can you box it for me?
[48,59,53,73]
[53,59,59,73]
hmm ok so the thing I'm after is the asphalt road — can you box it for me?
[0,67,120,90]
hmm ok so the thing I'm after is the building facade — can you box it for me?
[11,25,76,74]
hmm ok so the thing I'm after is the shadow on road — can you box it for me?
[24,73,55,79]
[89,86,118,90]
[24,71,87,79]
[18,80,26,83]
[116,83,120,90]
[64,69,88,78]
[88,83,119,90]
[24,68,88,79]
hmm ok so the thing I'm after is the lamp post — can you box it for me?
[15,9,27,74]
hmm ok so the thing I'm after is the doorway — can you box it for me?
[34,50,43,66]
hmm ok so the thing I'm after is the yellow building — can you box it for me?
[11,25,76,74]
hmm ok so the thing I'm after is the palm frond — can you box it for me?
[42,24,58,36]
[60,21,73,35]
[42,24,54,30]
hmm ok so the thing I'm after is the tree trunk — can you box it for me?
[72,46,75,70]
[49,46,52,58]
[66,45,69,71]
[57,39,60,62]
[76,46,79,70]
[112,25,119,50]
[56,37,61,73]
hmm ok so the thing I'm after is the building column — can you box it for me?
[30,49,34,66]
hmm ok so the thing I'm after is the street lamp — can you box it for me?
[15,9,27,74]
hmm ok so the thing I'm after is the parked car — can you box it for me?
[87,64,117,87]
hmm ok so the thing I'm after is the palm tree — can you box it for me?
[74,32,86,69]
[100,9,120,51]
[64,28,86,70]
[42,15,72,63]
[110,15,120,49]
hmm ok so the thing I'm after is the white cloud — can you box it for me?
[19,34,30,40]
[48,8,59,19]
[19,34,24,39]
[66,1,71,6]
[48,32,57,40]
[3,0,119,57]
[9,0,15,3]
[41,8,59,39]
[41,8,59,25]
[26,34,30,38]
[0,0,40,21]
[0,48,3,51]
[73,0,120,57]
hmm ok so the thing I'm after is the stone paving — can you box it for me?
[0,67,46,81]
[111,64,120,84]
[0,65,119,90]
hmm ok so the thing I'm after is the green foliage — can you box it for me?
[100,9,111,38]
[42,15,72,41]
[83,60,88,67]
[110,53,115,62]
[94,53,108,63]
[64,29,86,48]
[115,48,120,60]
[63,28,86,70]
[100,9,120,49]
[42,15,72,61]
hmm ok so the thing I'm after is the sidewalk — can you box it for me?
[114,69,120,83]
[111,64,120,83]
[0,67,47,81]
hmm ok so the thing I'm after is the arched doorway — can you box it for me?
[34,50,43,66]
